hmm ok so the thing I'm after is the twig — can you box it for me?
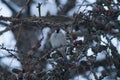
[0,44,19,61]
[36,3,42,17]
[73,0,85,24]
[76,0,85,15]
[0,23,21,35]
[16,0,31,18]
[1,0,17,15]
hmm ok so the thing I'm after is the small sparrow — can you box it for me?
[50,28,66,48]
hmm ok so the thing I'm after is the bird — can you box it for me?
[50,28,66,48]
[49,28,67,60]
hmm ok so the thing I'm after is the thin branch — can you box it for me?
[1,0,17,16]
[16,0,32,18]
[0,23,21,35]
[36,3,42,17]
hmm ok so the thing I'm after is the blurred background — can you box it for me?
[0,0,120,80]
[0,0,96,17]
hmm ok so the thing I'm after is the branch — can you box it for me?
[0,44,19,60]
